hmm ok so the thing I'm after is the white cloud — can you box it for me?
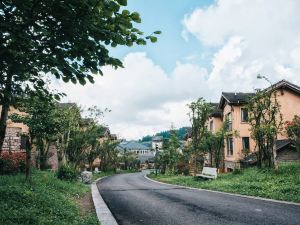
[56,52,209,140]
[183,0,300,92]
[56,0,300,140]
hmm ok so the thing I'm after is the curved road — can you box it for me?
[97,172,300,225]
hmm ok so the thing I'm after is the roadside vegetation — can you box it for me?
[149,163,300,203]
[0,170,99,225]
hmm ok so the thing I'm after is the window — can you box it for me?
[226,112,232,122]
[242,137,250,151]
[227,136,233,155]
[241,108,249,122]
[209,121,214,131]
[225,112,232,131]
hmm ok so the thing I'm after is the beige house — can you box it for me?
[217,80,300,171]
[0,106,29,152]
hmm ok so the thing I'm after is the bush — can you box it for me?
[0,152,26,175]
[232,168,243,175]
[57,164,78,181]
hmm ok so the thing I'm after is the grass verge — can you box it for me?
[0,170,99,225]
[148,163,300,203]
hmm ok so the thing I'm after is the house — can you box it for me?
[152,136,163,150]
[218,80,300,171]
[117,141,154,164]
[207,103,223,134]
[218,92,256,171]
[0,106,29,152]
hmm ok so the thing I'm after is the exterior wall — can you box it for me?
[207,116,222,134]
[276,89,300,139]
[152,141,163,150]
[0,106,29,152]
[223,103,255,169]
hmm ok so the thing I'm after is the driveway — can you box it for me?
[97,172,300,225]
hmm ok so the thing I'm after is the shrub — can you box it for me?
[0,152,26,175]
[232,168,243,175]
[57,164,78,181]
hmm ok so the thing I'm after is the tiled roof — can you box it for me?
[219,92,255,109]
[152,136,163,141]
[276,139,292,151]
[209,103,222,117]
[267,79,300,95]
[222,92,255,104]
[118,141,150,151]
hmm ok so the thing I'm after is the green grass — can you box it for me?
[148,163,300,203]
[0,170,99,225]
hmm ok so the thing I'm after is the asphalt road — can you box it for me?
[97,172,300,225]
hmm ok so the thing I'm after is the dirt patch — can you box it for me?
[77,191,96,216]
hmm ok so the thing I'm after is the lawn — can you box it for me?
[0,170,99,225]
[148,163,300,203]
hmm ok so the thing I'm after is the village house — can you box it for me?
[152,136,163,151]
[218,80,300,171]
[0,106,29,152]
[117,141,154,164]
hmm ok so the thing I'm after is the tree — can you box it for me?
[248,75,283,169]
[187,98,214,174]
[205,120,229,169]
[98,140,119,172]
[0,0,161,152]
[55,104,82,166]
[286,115,300,155]
[10,92,63,170]
[158,128,181,175]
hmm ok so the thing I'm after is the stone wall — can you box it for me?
[46,143,59,170]
[2,127,22,151]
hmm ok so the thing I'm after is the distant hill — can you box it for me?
[140,127,190,142]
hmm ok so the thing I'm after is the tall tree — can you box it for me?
[248,76,283,169]
[187,98,213,174]
[0,0,160,152]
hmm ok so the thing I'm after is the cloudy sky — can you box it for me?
[56,0,300,140]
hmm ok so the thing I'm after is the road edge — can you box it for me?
[144,174,300,206]
[91,176,119,225]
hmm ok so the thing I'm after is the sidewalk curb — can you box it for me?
[91,176,119,225]
[144,174,300,206]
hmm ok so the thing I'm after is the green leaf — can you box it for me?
[122,10,130,16]
[54,94,61,101]
[117,0,127,6]
[154,31,162,35]
[71,77,77,84]
[62,76,70,83]
[150,36,158,43]
[87,75,95,83]
[78,77,86,85]
[131,12,141,23]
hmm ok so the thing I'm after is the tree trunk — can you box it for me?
[271,139,278,170]
[24,135,32,183]
[0,74,13,153]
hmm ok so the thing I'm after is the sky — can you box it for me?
[56,0,300,140]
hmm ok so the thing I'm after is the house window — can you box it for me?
[227,136,233,156]
[242,137,250,151]
[225,112,232,131]
[209,121,214,131]
[241,108,249,122]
